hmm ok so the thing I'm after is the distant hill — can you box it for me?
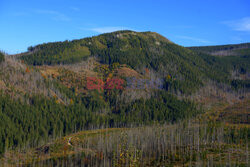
[188,42,250,87]
[188,43,250,56]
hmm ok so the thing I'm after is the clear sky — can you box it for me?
[0,0,250,54]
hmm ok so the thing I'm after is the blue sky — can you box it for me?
[0,0,250,54]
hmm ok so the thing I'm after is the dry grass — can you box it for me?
[217,99,250,124]
[116,67,141,78]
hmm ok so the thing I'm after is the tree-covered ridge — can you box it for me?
[188,43,250,56]
[18,31,217,94]
[190,44,250,91]
[19,30,175,67]
[90,31,249,93]
[19,31,250,95]
[21,41,90,65]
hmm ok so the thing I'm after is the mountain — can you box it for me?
[0,31,249,166]
[20,31,208,94]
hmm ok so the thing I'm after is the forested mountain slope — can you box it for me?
[20,31,249,94]
[0,31,249,161]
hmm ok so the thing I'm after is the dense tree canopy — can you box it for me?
[0,52,4,63]
[0,90,199,155]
